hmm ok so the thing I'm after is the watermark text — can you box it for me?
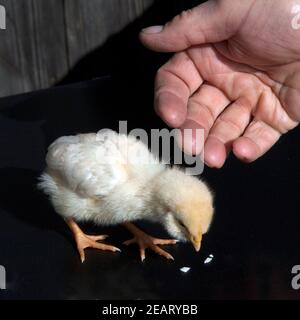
[0,5,6,30]
[0,265,6,290]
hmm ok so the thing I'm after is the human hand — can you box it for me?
[140,0,300,167]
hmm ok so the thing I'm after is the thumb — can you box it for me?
[140,0,242,52]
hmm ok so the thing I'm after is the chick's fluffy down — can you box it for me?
[38,130,164,224]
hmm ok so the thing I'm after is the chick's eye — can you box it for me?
[177,220,187,230]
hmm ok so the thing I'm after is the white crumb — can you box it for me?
[180,267,191,273]
[204,254,214,264]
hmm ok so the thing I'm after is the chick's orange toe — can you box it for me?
[123,222,177,262]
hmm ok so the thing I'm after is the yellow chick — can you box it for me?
[38,130,214,262]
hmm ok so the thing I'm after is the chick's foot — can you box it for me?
[123,222,178,262]
[65,218,120,263]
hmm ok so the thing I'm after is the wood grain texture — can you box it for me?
[0,0,154,97]
[64,0,153,66]
[0,0,25,96]
[31,0,68,88]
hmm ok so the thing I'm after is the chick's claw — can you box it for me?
[123,224,177,262]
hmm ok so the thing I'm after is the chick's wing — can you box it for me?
[46,130,128,198]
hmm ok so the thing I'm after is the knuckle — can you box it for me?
[218,115,243,133]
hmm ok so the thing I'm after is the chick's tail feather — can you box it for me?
[37,172,59,196]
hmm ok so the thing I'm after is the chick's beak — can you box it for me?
[190,233,202,252]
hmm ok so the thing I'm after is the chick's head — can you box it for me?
[154,168,214,251]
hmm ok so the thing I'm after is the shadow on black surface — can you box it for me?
[0,166,126,252]
[0,168,65,231]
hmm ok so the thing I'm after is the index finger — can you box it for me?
[155,51,203,127]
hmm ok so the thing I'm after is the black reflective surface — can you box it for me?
[0,77,300,300]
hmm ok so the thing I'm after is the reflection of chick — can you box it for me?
[38,130,214,262]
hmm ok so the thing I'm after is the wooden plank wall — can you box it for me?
[0,0,153,97]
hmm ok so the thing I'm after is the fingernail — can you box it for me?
[142,25,163,34]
